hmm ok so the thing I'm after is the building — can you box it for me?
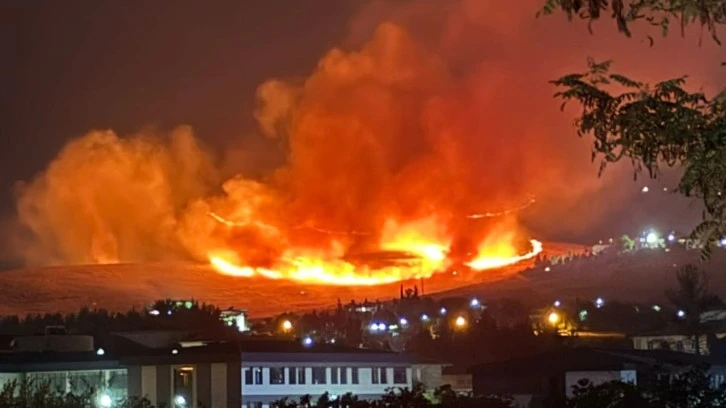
[440,366,472,395]
[470,348,726,408]
[631,310,726,355]
[0,331,445,408]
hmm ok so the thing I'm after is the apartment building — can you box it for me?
[0,332,445,408]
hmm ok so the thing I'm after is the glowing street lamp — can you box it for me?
[303,336,314,347]
[470,298,480,308]
[97,394,112,408]
[174,395,187,407]
[553,300,561,308]
[455,316,467,328]
[646,231,658,245]
[281,320,293,332]
[548,311,560,325]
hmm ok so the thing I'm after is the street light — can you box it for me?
[97,394,112,408]
[455,316,467,328]
[281,320,293,332]
[548,311,560,325]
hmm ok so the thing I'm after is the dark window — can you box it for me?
[351,368,359,385]
[372,367,387,384]
[270,367,285,385]
[250,402,263,408]
[331,367,339,384]
[246,367,263,385]
[340,368,348,385]
[393,368,407,384]
[298,367,306,385]
[312,367,326,384]
[288,367,297,385]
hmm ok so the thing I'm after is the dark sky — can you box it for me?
[0,0,358,214]
[0,0,711,257]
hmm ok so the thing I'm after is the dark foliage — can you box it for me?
[539,0,726,44]
[271,384,514,408]
[551,59,726,257]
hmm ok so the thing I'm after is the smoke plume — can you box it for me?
[11,0,721,269]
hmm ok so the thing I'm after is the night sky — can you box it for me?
[1,0,358,213]
[0,1,720,269]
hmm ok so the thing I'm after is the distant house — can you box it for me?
[0,330,446,408]
[632,309,726,356]
[469,348,726,408]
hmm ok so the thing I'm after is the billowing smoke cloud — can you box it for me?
[14,127,218,265]
[11,0,721,269]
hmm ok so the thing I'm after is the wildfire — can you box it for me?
[207,212,543,285]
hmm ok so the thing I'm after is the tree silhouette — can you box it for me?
[540,0,726,255]
[667,264,722,354]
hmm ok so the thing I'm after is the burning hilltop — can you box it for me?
[14,0,663,285]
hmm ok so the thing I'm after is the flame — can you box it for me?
[466,239,543,270]
[207,212,542,285]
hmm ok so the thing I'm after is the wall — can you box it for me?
[441,373,472,394]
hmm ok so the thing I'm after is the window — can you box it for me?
[173,366,194,407]
[393,368,407,384]
[351,368,359,385]
[287,367,306,385]
[372,367,387,384]
[245,367,263,385]
[328,367,347,385]
[270,367,285,385]
[249,402,263,408]
[68,371,104,394]
[29,372,67,393]
[312,367,326,384]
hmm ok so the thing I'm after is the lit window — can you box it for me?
[173,366,194,407]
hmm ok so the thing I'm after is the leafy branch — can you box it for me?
[539,0,726,44]
[553,59,726,257]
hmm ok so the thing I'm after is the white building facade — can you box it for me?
[240,351,443,407]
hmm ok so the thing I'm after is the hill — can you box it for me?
[0,242,582,317]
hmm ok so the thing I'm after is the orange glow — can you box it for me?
[466,239,543,271]
[207,211,542,285]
